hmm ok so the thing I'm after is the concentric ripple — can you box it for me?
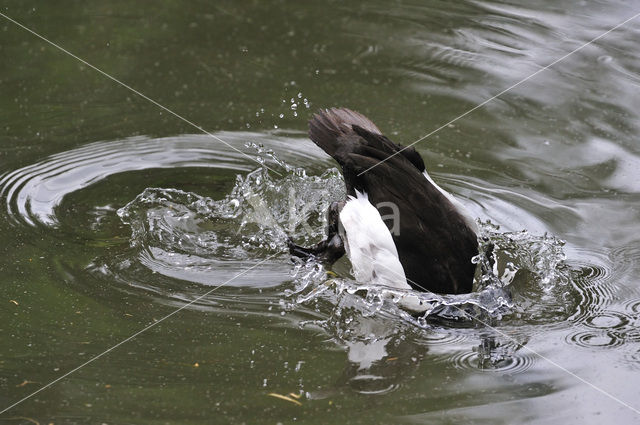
[624,298,640,316]
[567,330,625,350]
[565,252,617,326]
[347,375,400,395]
[565,248,640,353]
[0,132,327,227]
[419,328,470,346]
[584,312,632,330]
[0,132,334,308]
[448,347,536,373]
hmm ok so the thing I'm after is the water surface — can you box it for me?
[1,0,640,424]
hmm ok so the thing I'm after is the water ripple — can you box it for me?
[583,312,632,330]
[567,330,625,350]
[0,132,326,227]
[623,298,640,316]
[448,346,536,373]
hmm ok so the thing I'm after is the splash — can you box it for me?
[114,142,574,328]
[476,222,575,323]
[117,143,345,262]
[108,140,577,378]
[287,220,573,327]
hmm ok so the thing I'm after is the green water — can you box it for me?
[2,1,640,424]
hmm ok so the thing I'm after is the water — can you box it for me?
[2,0,640,423]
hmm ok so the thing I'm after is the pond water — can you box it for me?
[1,0,640,424]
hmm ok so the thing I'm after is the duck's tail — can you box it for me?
[308,108,381,163]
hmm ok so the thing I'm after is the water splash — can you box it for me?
[117,143,345,261]
[0,130,583,378]
[284,216,573,378]
[288,220,573,327]
[112,141,574,329]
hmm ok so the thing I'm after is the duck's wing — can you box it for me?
[308,108,478,294]
[346,148,477,294]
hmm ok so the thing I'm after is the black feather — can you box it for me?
[307,108,478,294]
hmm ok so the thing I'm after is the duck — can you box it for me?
[288,108,479,295]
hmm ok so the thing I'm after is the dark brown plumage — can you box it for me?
[293,108,478,294]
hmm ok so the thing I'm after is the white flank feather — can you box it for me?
[339,190,410,290]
